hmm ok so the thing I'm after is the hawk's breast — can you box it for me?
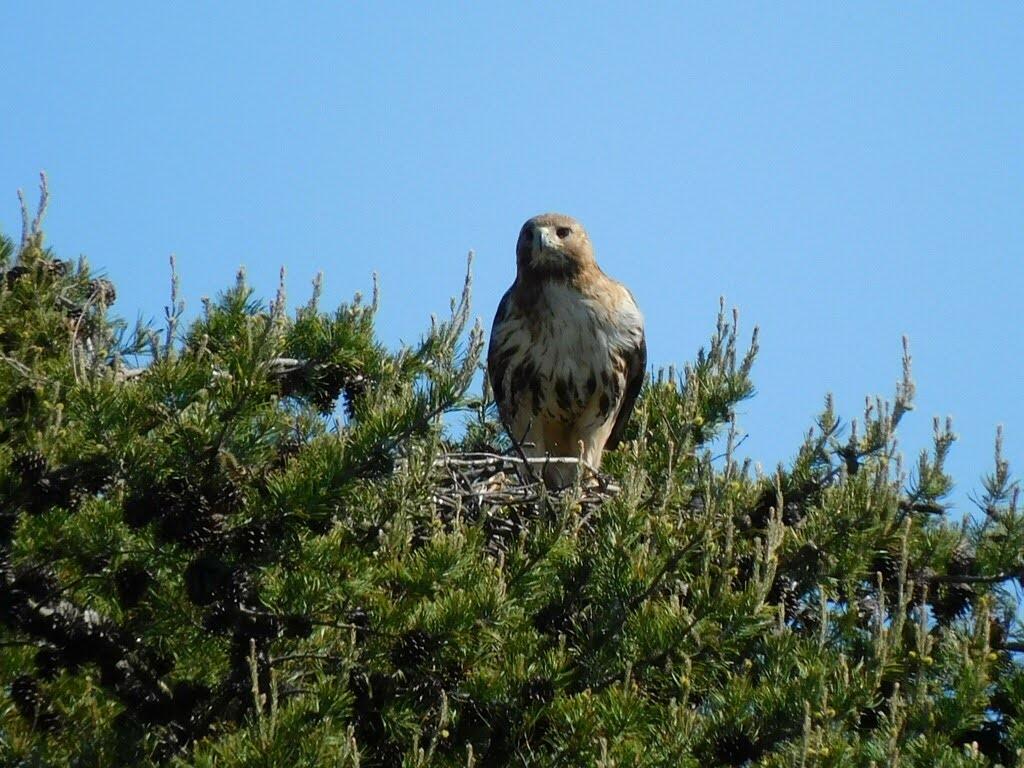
[491,279,643,430]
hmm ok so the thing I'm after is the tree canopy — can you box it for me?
[2,187,1022,766]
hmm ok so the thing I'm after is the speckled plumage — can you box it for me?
[487,213,646,486]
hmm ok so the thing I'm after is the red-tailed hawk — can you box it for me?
[487,213,646,487]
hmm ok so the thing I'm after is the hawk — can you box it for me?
[487,213,647,487]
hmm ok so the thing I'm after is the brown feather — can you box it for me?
[488,213,645,485]
[605,334,647,450]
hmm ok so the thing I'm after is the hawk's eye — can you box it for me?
[556,227,572,238]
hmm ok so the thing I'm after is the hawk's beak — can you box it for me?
[535,226,556,252]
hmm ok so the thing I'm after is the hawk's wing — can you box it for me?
[604,331,647,451]
[486,287,515,421]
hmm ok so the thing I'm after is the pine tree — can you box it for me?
[2,179,1023,766]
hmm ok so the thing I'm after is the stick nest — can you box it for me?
[421,452,621,554]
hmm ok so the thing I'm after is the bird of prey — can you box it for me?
[487,213,646,487]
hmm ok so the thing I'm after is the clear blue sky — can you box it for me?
[2,4,1022,511]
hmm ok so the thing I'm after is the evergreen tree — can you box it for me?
[2,181,1023,766]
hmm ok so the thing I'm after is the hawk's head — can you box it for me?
[516,213,595,280]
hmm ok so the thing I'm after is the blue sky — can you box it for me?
[2,4,1021,511]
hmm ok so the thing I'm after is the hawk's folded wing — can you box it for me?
[605,332,647,451]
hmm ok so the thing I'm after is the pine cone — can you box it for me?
[22,476,68,516]
[4,264,31,288]
[791,541,823,577]
[12,450,48,483]
[13,564,60,601]
[309,363,347,413]
[871,550,901,588]
[782,501,804,526]
[205,475,246,515]
[184,555,236,607]
[34,646,64,680]
[114,563,152,608]
[123,486,164,528]
[9,673,60,731]
[10,674,43,717]
[768,575,802,621]
[390,630,439,669]
[231,521,272,560]
[731,553,756,590]
[156,505,223,549]
[930,582,973,624]
[88,278,116,305]
[61,456,117,510]
[342,374,370,420]
[930,544,977,624]
[948,545,976,577]
[408,675,444,706]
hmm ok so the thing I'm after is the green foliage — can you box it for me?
[1,196,1023,766]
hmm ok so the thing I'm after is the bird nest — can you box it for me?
[422,452,620,552]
